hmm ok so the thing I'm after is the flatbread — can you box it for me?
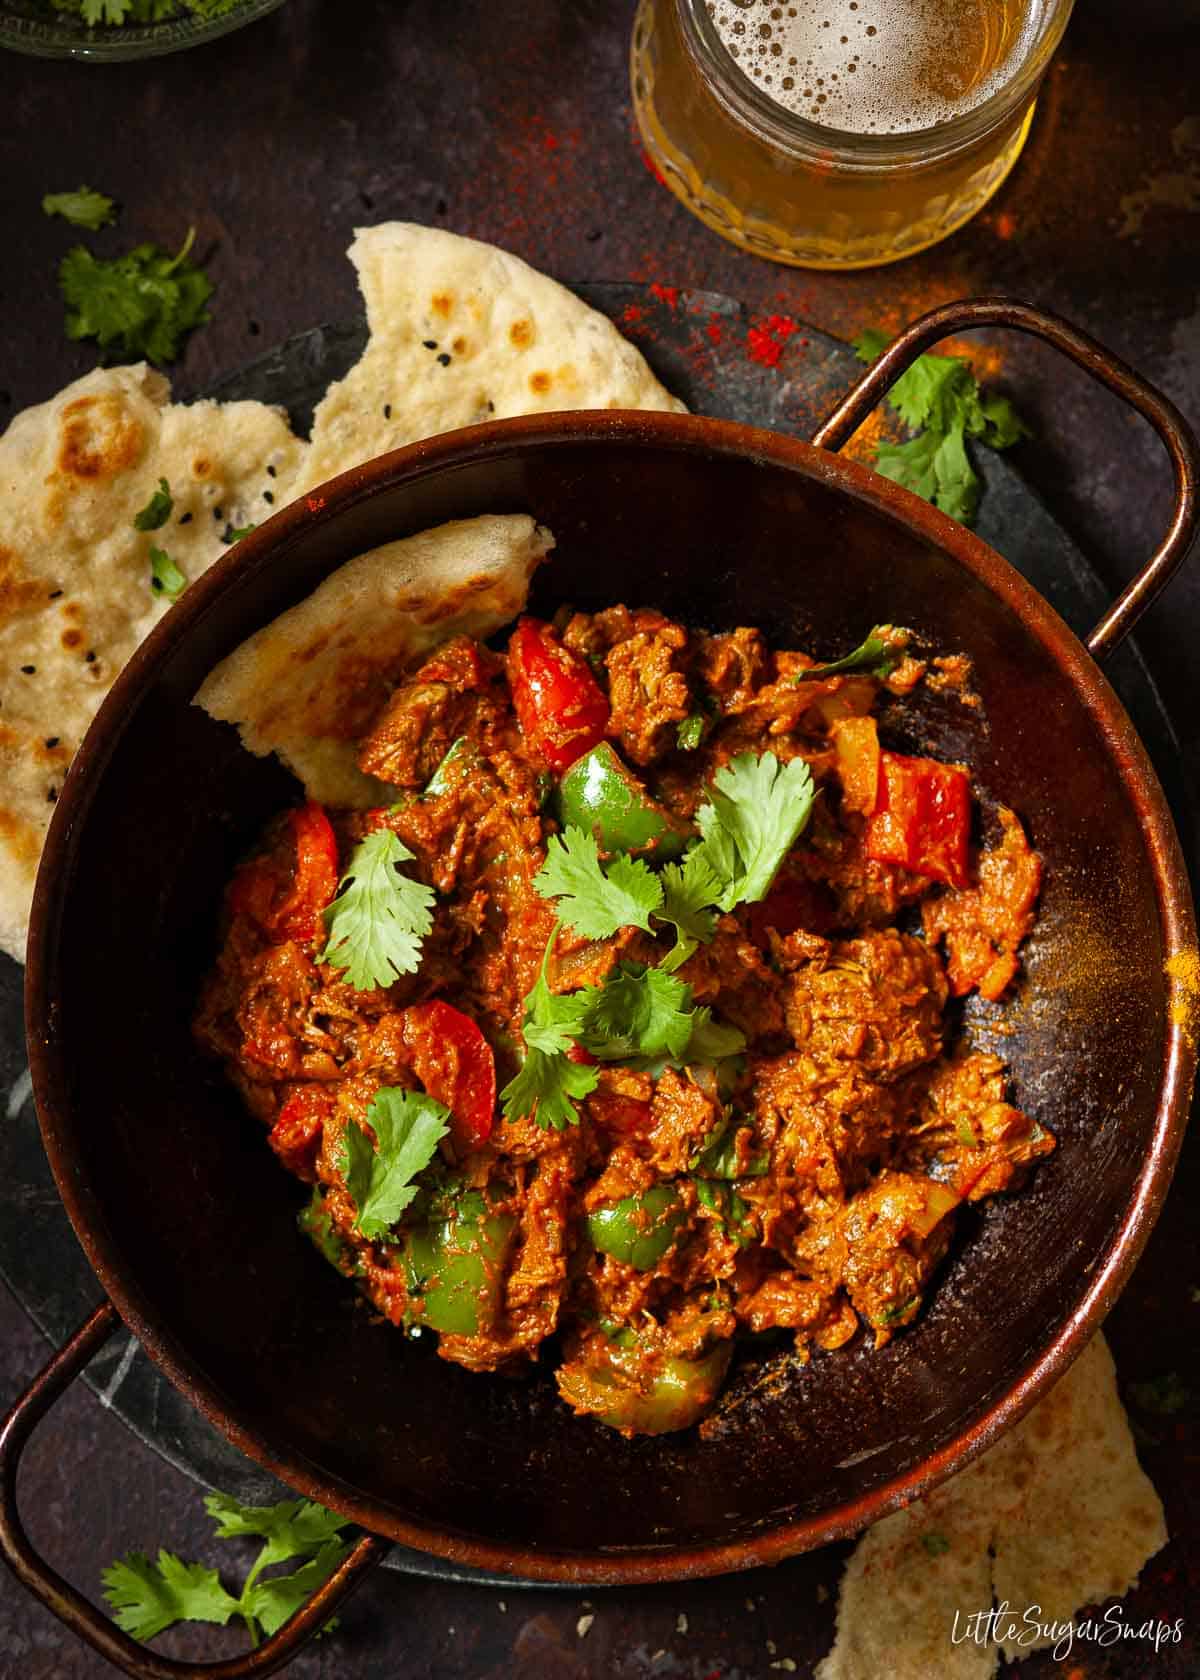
[0,364,306,963]
[0,225,684,965]
[292,222,685,495]
[816,1334,1167,1679]
[194,514,552,807]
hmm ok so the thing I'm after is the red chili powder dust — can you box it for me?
[706,315,724,345]
[650,281,681,309]
[746,313,799,367]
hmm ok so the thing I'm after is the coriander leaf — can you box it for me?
[583,962,695,1061]
[535,826,663,939]
[59,227,212,367]
[853,329,1029,527]
[81,0,133,22]
[502,925,600,1128]
[223,523,257,543]
[245,1540,351,1637]
[852,327,889,364]
[794,632,901,682]
[500,1046,598,1132]
[134,476,173,531]
[42,186,117,231]
[149,545,187,602]
[694,752,815,909]
[203,1494,348,1570]
[676,712,707,751]
[337,1086,449,1240]
[657,846,723,971]
[102,1550,238,1642]
[921,1532,952,1557]
[683,1007,747,1065]
[321,828,434,991]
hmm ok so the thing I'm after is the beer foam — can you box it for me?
[708,0,1043,134]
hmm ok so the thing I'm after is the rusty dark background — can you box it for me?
[1,0,1198,1674]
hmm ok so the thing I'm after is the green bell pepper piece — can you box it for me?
[556,743,691,861]
[402,1189,517,1337]
[587,1183,687,1270]
[556,1330,733,1435]
[297,1188,353,1272]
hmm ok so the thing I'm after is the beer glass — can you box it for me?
[631,0,1076,269]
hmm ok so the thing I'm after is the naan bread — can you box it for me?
[195,514,552,807]
[0,224,683,964]
[0,364,306,963]
[293,222,685,494]
[816,1334,1167,1679]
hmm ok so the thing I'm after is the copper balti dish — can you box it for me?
[3,300,1197,1680]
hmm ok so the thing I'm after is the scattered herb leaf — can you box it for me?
[59,226,213,367]
[692,752,816,909]
[676,712,707,751]
[42,185,117,231]
[134,476,173,531]
[535,826,663,940]
[794,632,902,682]
[102,1491,352,1649]
[321,829,435,991]
[921,1532,952,1557]
[148,545,187,602]
[853,328,1029,526]
[337,1086,449,1240]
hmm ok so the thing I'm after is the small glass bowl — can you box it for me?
[0,0,284,60]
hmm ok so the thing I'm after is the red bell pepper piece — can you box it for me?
[269,1085,333,1181]
[865,751,971,889]
[401,1000,497,1149]
[506,617,610,772]
[229,802,339,943]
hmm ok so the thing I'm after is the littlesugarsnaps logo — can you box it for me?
[951,1603,1183,1661]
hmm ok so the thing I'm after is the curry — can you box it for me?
[195,605,1050,1436]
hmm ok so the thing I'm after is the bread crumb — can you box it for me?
[576,1614,594,1638]
[676,1612,689,1634]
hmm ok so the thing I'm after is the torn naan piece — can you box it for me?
[292,222,685,495]
[194,514,552,807]
[0,364,306,963]
[816,1334,1167,1680]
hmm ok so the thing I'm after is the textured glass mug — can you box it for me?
[631,0,1075,269]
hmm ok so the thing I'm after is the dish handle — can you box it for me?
[810,297,1199,664]
[0,1300,388,1679]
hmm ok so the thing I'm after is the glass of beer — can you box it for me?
[631,0,1075,269]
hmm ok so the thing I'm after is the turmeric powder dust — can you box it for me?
[1165,948,1200,1047]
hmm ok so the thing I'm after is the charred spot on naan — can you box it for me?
[0,546,53,628]
[55,394,146,482]
[509,318,535,350]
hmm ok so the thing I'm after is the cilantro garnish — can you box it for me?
[337,1086,449,1240]
[134,477,173,531]
[853,328,1029,526]
[676,712,707,751]
[584,963,696,1062]
[794,632,901,682]
[102,1491,351,1648]
[148,545,187,602]
[921,1532,952,1557]
[59,226,213,367]
[656,847,723,972]
[535,827,663,939]
[321,829,435,992]
[537,753,814,970]
[692,752,816,910]
[42,186,116,232]
[500,927,600,1132]
[224,523,258,543]
[501,933,746,1130]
